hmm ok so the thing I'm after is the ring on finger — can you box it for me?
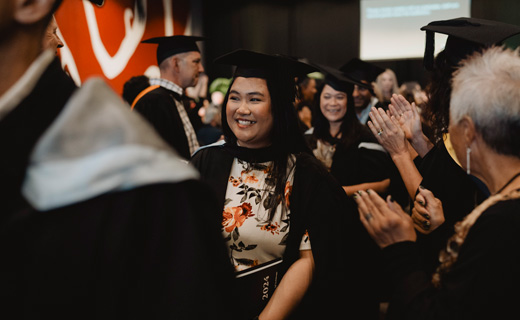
[377,129,384,136]
[365,212,373,221]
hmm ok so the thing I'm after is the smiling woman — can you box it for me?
[191,49,380,319]
[304,63,405,206]
[226,77,273,149]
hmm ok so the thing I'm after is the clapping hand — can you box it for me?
[388,94,433,157]
[388,94,423,142]
[354,190,416,249]
[368,106,408,157]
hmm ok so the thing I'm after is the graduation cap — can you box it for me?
[313,63,372,94]
[339,58,385,84]
[214,49,318,79]
[88,0,104,5]
[142,35,205,65]
[421,17,520,70]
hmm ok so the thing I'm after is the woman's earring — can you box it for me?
[466,147,471,175]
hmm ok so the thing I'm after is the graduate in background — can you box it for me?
[134,35,204,159]
[304,64,391,196]
[191,49,379,320]
[339,58,384,125]
[0,0,233,318]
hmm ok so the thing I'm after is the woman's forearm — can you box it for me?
[410,133,434,158]
[391,153,423,199]
[259,250,314,320]
[343,178,391,196]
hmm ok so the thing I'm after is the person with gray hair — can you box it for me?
[354,45,520,320]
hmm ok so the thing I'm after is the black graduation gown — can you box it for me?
[133,86,192,159]
[191,143,380,320]
[0,58,76,221]
[416,141,488,274]
[1,182,234,320]
[0,58,235,320]
[305,131,409,208]
[382,198,520,320]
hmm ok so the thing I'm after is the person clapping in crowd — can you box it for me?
[355,45,520,320]
[368,17,520,273]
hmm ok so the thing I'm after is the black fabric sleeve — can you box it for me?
[288,153,381,320]
[384,201,520,320]
[133,91,191,159]
[190,146,234,210]
[0,181,236,320]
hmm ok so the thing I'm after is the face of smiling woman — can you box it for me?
[226,76,274,149]
[320,84,348,124]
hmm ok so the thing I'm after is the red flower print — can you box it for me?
[261,222,281,235]
[222,202,254,233]
[229,176,242,187]
[284,181,292,207]
[242,173,259,184]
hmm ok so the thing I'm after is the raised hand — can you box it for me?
[388,94,423,142]
[368,106,409,157]
[354,190,416,249]
[388,94,434,157]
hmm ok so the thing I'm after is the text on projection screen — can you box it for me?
[360,0,471,61]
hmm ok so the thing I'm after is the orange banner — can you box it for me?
[55,0,192,95]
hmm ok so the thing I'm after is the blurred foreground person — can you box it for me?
[0,0,233,319]
[355,46,520,320]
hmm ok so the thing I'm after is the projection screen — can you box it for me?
[360,0,471,60]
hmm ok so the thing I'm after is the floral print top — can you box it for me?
[222,156,311,272]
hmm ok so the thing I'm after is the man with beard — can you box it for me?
[340,58,384,124]
[134,35,205,159]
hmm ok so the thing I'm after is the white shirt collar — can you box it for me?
[149,78,184,96]
[357,96,380,124]
[0,50,55,122]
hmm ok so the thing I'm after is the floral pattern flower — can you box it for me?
[229,176,242,187]
[260,222,281,235]
[223,157,303,271]
[242,171,259,184]
[284,181,292,207]
[222,202,254,233]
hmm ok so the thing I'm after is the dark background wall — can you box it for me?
[201,0,520,88]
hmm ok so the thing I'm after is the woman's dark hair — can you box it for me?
[221,67,310,220]
[312,81,373,148]
[423,50,457,144]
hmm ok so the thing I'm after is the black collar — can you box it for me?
[223,142,278,163]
